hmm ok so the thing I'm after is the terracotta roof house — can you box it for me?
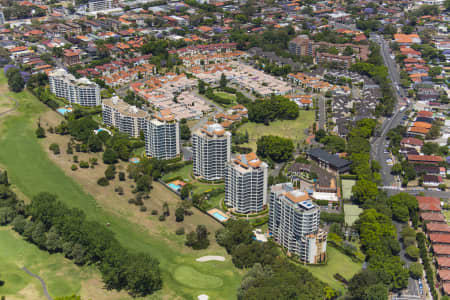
[427,223,450,234]
[421,212,446,223]
[433,244,450,257]
[417,196,441,212]
[437,257,450,269]
[439,270,450,282]
[408,155,444,165]
[430,234,450,245]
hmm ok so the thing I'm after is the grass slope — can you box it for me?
[304,246,362,293]
[0,74,242,300]
[237,110,315,151]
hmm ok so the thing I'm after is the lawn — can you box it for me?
[237,110,315,151]
[162,164,193,182]
[344,204,363,226]
[304,246,362,294]
[214,91,236,102]
[0,73,243,300]
[341,179,356,200]
[0,228,128,300]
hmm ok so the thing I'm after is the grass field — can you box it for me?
[0,73,242,300]
[0,228,129,300]
[304,246,362,293]
[341,179,356,200]
[344,204,363,226]
[214,91,236,102]
[237,110,315,151]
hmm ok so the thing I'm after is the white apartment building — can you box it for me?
[49,69,101,107]
[192,123,231,181]
[0,11,5,25]
[88,0,113,12]
[102,96,147,138]
[145,109,180,160]
[225,152,268,214]
[269,183,327,264]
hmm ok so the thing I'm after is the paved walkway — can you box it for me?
[0,97,18,117]
[22,267,53,300]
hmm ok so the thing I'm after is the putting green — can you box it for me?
[174,266,223,289]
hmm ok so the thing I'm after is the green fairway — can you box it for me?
[174,265,224,289]
[0,74,242,299]
[214,91,236,101]
[342,179,356,200]
[304,246,362,293]
[0,228,94,299]
[237,110,315,151]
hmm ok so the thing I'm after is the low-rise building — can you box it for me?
[307,148,351,174]
[269,182,327,264]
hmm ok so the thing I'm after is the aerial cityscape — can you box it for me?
[0,0,449,299]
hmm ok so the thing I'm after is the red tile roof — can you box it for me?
[433,244,450,256]
[418,110,433,118]
[439,270,450,281]
[427,223,450,233]
[417,196,441,212]
[408,155,444,163]
[401,137,424,146]
[421,212,445,222]
[438,257,450,268]
[443,283,450,295]
[430,234,450,244]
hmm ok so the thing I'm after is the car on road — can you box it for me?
[384,149,390,154]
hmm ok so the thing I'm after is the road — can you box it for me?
[317,95,326,130]
[22,267,53,300]
[368,34,425,299]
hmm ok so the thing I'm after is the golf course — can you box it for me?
[0,73,243,299]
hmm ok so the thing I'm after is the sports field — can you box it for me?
[344,204,363,226]
[0,73,242,299]
[341,179,356,200]
[237,110,315,151]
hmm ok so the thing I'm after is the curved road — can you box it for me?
[22,267,53,300]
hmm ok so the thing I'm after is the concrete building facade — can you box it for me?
[269,183,327,264]
[49,68,100,107]
[145,109,180,160]
[102,96,147,138]
[225,152,268,214]
[88,0,113,12]
[192,123,231,181]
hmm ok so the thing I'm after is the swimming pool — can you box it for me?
[212,212,228,222]
[168,183,181,191]
[57,108,72,115]
[130,157,140,164]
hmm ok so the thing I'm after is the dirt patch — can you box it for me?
[80,278,128,300]
[39,111,223,252]
[6,283,42,300]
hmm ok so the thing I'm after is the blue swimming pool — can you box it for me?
[130,157,140,164]
[212,212,228,222]
[168,183,181,191]
[57,108,71,115]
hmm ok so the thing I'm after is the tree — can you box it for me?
[97,177,109,186]
[8,69,25,92]
[87,135,103,152]
[352,179,378,204]
[185,225,209,250]
[175,207,185,222]
[256,135,294,162]
[409,262,422,279]
[198,80,206,94]
[49,143,60,155]
[220,73,227,88]
[35,126,46,138]
[180,121,191,140]
[343,46,354,56]
[103,148,118,164]
[405,246,420,261]
[105,165,116,180]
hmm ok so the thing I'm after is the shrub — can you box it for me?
[176,228,185,235]
[405,245,420,261]
[73,155,78,163]
[105,165,116,180]
[175,207,185,222]
[67,146,73,154]
[49,143,60,155]
[140,206,147,212]
[119,172,126,181]
[79,161,89,168]
[409,262,423,280]
[71,164,78,171]
[97,177,109,186]
[151,210,158,215]
[159,215,166,221]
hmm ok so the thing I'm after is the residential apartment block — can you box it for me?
[192,123,231,181]
[145,110,180,160]
[225,152,268,214]
[49,68,101,107]
[88,0,113,12]
[102,96,147,138]
[269,183,327,264]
